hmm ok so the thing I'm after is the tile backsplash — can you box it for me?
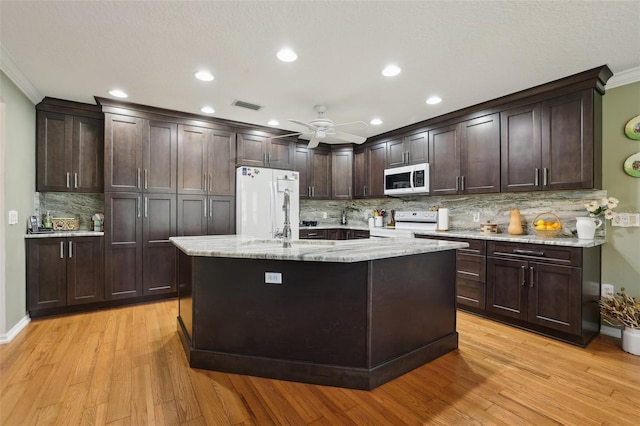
[300,189,608,237]
[36,193,104,230]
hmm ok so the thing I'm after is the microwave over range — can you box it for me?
[384,163,430,196]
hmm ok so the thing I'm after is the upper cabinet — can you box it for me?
[501,89,597,192]
[386,131,428,168]
[237,132,294,169]
[294,143,331,199]
[36,98,104,193]
[331,146,353,199]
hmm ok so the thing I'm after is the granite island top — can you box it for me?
[170,234,468,263]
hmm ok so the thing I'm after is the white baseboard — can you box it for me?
[600,325,622,339]
[0,315,30,344]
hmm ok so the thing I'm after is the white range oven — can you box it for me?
[369,211,438,238]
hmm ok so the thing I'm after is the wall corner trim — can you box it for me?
[0,315,31,345]
[0,44,41,104]
[606,66,640,89]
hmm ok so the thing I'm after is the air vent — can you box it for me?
[232,99,262,111]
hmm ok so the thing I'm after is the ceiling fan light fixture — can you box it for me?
[194,70,214,81]
[370,118,383,125]
[277,48,297,62]
[201,106,215,114]
[426,96,442,105]
[268,120,279,126]
[108,89,128,98]
[382,64,401,77]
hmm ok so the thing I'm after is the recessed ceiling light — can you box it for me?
[382,65,401,77]
[201,106,215,114]
[277,48,297,62]
[195,70,214,82]
[370,118,383,125]
[108,89,128,98]
[426,96,442,105]
[268,120,280,126]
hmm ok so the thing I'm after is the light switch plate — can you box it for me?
[8,210,18,225]
[265,272,282,284]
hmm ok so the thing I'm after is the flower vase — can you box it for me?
[575,217,602,239]
[622,327,640,356]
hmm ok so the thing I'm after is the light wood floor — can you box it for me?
[1,300,639,425]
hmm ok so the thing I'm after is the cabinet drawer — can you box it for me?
[351,230,370,239]
[456,252,485,282]
[299,229,327,239]
[457,278,486,309]
[488,241,580,267]
[420,235,485,255]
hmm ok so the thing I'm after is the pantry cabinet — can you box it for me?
[177,195,235,236]
[36,99,103,193]
[27,236,104,316]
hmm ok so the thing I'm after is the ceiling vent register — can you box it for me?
[232,100,263,111]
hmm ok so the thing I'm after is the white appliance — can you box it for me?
[236,166,300,239]
[384,163,430,196]
[369,210,438,238]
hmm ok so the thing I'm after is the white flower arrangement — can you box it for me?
[585,196,619,220]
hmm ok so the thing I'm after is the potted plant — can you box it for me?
[599,288,640,355]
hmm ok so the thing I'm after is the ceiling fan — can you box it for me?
[274,105,368,149]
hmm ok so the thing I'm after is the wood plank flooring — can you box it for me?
[1,300,639,425]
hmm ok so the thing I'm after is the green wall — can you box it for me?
[602,81,640,296]
[0,70,35,333]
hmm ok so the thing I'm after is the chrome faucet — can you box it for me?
[281,188,292,248]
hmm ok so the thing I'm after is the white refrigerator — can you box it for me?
[236,166,300,239]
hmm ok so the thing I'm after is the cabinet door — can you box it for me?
[294,144,310,199]
[36,111,73,192]
[208,129,237,196]
[386,137,406,168]
[353,147,366,198]
[72,116,103,192]
[177,195,208,236]
[407,132,428,165]
[541,90,593,190]
[486,257,528,321]
[27,238,67,310]
[144,120,177,193]
[267,138,294,169]
[143,194,177,295]
[67,237,104,305]
[208,196,236,235]
[104,114,144,192]
[461,114,500,194]
[105,193,143,299]
[500,104,541,192]
[177,125,208,195]
[429,123,460,195]
[309,148,331,199]
[528,262,581,334]
[367,141,387,198]
[237,133,267,167]
[331,148,353,199]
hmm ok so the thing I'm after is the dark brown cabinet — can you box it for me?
[429,114,500,195]
[142,194,177,296]
[386,131,428,168]
[177,195,235,236]
[352,141,386,198]
[331,146,353,199]
[177,125,236,196]
[294,144,331,199]
[300,228,370,240]
[501,90,597,192]
[237,132,294,169]
[27,236,104,316]
[36,99,103,193]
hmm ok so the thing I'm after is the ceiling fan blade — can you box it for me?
[270,131,303,140]
[307,135,321,149]
[289,119,318,131]
[333,132,367,144]
[332,120,369,129]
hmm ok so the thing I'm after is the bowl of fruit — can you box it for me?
[532,212,563,238]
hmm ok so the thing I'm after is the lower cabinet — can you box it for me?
[300,228,370,240]
[177,195,235,236]
[27,236,104,316]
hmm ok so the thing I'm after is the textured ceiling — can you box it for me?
[1,1,639,140]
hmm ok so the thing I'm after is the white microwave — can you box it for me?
[384,163,430,196]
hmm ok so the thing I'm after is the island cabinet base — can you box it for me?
[176,250,458,390]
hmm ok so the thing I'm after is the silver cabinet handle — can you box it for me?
[69,241,73,258]
[267,152,271,164]
[348,186,352,198]
[209,199,213,217]
[543,168,548,186]
[203,200,207,217]
[74,173,78,189]
[513,249,545,256]
[137,168,141,189]
[520,265,526,286]
[60,241,64,259]
[534,168,540,186]
[144,169,148,189]
[137,197,141,218]
[461,176,466,192]
[364,186,367,197]
[209,174,212,194]
[312,187,315,197]
[455,176,460,192]
[66,172,70,188]
[144,197,148,218]
[529,266,535,288]
[203,173,207,192]
[308,187,311,197]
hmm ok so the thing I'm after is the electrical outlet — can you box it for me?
[612,212,640,227]
[601,283,614,298]
[265,272,282,284]
[472,212,480,222]
[322,212,327,219]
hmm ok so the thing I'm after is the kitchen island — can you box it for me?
[171,235,467,390]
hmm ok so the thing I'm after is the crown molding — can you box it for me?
[0,44,41,104]
[606,66,640,89]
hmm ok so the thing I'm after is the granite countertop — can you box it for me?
[24,231,104,238]
[413,230,606,248]
[170,235,467,263]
